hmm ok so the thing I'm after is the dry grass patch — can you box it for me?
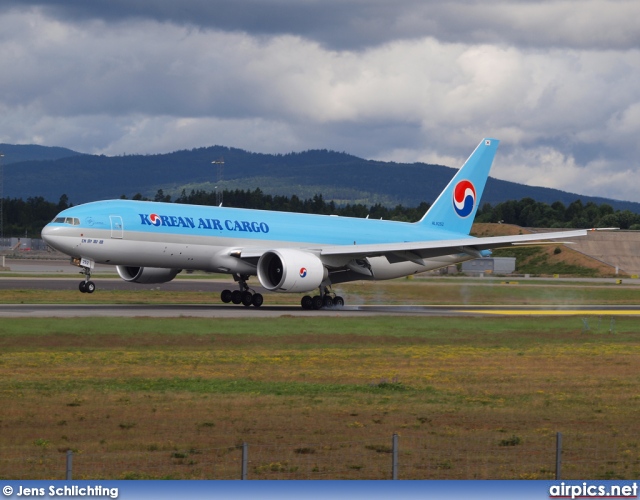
[1,316,639,479]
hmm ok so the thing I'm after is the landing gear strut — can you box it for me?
[301,284,344,310]
[78,266,96,294]
[220,274,263,307]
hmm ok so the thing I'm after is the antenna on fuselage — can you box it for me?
[213,157,224,206]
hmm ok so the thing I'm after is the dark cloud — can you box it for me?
[2,0,397,50]
[4,0,640,51]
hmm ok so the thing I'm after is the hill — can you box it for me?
[3,144,640,213]
[0,144,84,164]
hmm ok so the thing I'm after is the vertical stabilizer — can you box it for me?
[418,138,499,235]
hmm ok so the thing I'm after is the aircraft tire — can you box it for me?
[85,281,96,293]
[221,289,232,303]
[241,291,253,306]
[231,290,242,304]
[79,282,87,293]
[251,293,264,307]
[333,296,344,308]
[323,295,334,308]
[311,295,323,310]
[301,295,313,309]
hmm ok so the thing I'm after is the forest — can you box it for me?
[2,189,639,239]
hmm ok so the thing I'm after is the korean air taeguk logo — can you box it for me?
[453,180,476,218]
[148,214,162,226]
[299,268,307,278]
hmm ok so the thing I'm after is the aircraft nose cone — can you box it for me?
[41,224,54,243]
[40,224,69,253]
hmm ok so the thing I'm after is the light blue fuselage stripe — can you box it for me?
[52,200,473,245]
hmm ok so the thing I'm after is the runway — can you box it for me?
[0,302,638,318]
[2,260,640,317]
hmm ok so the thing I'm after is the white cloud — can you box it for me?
[98,116,300,156]
[0,4,640,202]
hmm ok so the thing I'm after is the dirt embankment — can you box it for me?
[471,223,630,277]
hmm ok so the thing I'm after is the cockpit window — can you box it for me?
[52,217,80,225]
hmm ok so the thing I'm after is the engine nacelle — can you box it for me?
[257,249,327,293]
[116,266,181,284]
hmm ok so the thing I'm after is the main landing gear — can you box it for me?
[219,278,344,310]
[220,274,263,307]
[300,285,344,310]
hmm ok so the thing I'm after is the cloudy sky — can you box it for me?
[1,0,639,202]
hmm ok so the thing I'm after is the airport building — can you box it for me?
[461,257,516,275]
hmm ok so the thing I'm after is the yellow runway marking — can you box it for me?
[468,310,640,316]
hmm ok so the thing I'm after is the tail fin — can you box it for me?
[418,138,499,234]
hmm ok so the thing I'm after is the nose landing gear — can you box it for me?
[79,279,96,293]
[76,258,96,294]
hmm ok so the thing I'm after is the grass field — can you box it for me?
[1,307,639,479]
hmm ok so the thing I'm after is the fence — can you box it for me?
[0,237,49,251]
[2,431,634,480]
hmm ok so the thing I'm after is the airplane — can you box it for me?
[41,138,592,309]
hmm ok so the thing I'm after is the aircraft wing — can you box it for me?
[316,229,592,262]
[234,228,599,265]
